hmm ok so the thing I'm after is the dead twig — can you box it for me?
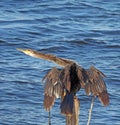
[87,96,95,125]
[48,111,51,125]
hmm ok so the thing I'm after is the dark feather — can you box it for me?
[59,63,81,115]
[60,63,81,93]
[84,66,109,106]
[61,92,74,115]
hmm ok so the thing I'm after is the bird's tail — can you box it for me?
[60,92,74,116]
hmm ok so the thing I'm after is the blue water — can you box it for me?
[0,0,120,125]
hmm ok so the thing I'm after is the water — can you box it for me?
[0,0,120,125]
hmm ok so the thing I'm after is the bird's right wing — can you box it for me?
[43,67,63,111]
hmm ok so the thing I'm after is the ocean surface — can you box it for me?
[0,0,120,125]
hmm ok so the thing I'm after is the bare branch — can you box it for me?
[87,96,95,125]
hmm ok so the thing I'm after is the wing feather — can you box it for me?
[77,66,87,88]
[84,66,109,106]
[44,94,55,111]
[60,65,72,92]
[85,81,91,95]
[43,67,63,111]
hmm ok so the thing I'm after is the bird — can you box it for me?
[17,48,109,116]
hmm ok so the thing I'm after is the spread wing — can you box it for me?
[43,67,63,111]
[84,66,109,106]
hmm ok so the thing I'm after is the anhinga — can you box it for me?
[17,48,109,116]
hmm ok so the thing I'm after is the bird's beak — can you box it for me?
[17,48,25,52]
[16,48,28,55]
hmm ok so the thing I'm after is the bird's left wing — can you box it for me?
[84,66,109,106]
[43,67,63,111]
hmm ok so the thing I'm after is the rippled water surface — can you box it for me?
[0,0,120,125]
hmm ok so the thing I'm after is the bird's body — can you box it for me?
[43,62,109,115]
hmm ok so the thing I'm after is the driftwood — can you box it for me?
[66,97,80,125]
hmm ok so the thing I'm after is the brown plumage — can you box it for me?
[17,48,109,115]
[43,63,109,115]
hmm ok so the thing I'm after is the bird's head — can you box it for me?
[17,48,36,57]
